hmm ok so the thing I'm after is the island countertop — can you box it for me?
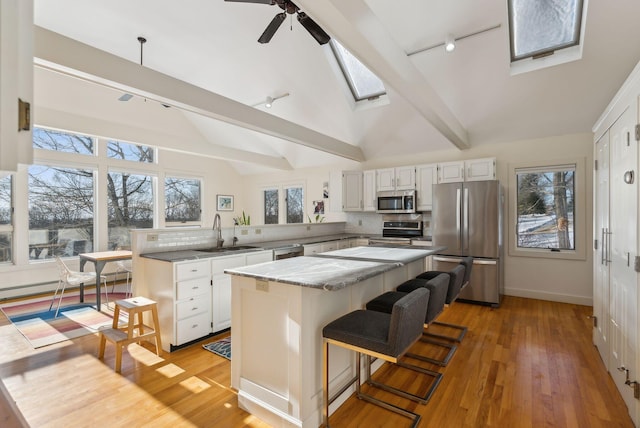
[224,246,441,291]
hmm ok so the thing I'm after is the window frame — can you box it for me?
[262,182,306,225]
[508,158,586,261]
[0,174,13,264]
[164,174,203,227]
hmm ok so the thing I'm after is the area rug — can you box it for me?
[203,336,231,360]
[0,292,127,348]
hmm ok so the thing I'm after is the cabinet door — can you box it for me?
[465,158,496,181]
[376,168,396,191]
[321,241,338,253]
[212,255,246,332]
[342,170,363,211]
[337,239,351,249]
[246,250,273,264]
[362,170,377,211]
[416,163,437,211]
[438,161,465,183]
[395,166,416,190]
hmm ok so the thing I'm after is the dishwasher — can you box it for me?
[273,245,304,260]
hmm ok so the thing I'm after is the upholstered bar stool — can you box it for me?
[417,260,470,343]
[322,288,440,428]
[367,273,455,366]
[98,296,162,373]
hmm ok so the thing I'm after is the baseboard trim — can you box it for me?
[504,288,592,306]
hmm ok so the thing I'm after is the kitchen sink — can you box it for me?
[197,245,261,253]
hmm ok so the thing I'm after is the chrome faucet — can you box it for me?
[213,214,224,248]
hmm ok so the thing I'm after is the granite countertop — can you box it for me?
[312,245,444,264]
[224,256,400,291]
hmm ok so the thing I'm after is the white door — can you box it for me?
[593,132,610,368]
[608,105,638,423]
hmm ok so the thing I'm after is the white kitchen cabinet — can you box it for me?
[211,251,273,332]
[342,170,363,211]
[377,166,416,191]
[138,250,273,352]
[362,170,377,211]
[438,158,496,183]
[353,238,369,246]
[303,240,340,255]
[465,157,496,181]
[337,239,352,249]
[438,161,465,183]
[415,163,438,211]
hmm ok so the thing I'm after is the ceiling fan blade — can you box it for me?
[258,12,286,44]
[297,12,331,45]
[224,0,274,4]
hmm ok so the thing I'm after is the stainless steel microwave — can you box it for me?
[376,190,416,213]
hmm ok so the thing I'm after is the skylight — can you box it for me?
[329,39,386,102]
[508,0,584,62]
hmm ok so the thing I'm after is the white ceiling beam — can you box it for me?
[296,0,470,150]
[32,26,365,163]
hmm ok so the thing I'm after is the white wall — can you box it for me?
[242,132,594,305]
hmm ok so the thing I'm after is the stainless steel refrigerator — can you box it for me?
[432,180,503,306]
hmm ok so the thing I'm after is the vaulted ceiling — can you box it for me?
[33,0,640,174]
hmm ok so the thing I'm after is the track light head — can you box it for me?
[444,34,456,53]
[265,96,274,108]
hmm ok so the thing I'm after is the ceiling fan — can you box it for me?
[225,0,331,45]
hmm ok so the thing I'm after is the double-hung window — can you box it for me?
[263,183,305,224]
[164,176,202,225]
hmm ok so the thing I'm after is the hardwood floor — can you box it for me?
[0,295,633,427]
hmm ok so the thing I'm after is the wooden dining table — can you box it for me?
[78,250,132,309]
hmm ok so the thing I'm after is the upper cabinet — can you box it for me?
[362,170,377,211]
[377,166,416,191]
[438,158,496,183]
[415,163,438,211]
[342,170,363,211]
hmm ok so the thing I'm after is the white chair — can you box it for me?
[50,256,108,317]
[112,259,133,298]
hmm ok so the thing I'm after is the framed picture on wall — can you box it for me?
[217,194,234,211]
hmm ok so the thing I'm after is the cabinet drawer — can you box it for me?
[176,277,209,300]
[176,293,210,320]
[176,311,212,345]
[176,260,210,281]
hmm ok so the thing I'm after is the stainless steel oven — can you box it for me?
[369,214,423,246]
[273,245,304,260]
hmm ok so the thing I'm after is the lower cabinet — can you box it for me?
[140,250,272,352]
[303,239,344,255]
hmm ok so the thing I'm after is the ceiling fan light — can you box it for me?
[445,34,456,52]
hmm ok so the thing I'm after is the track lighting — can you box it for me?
[253,93,290,108]
[444,34,456,53]
[265,96,274,108]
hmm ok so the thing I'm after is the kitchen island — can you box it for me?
[225,246,442,428]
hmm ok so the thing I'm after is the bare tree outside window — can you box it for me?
[516,166,575,250]
[165,177,201,223]
[28,165,94,260]
[107,140,154,163]
[286,187,304,224]
[264,189,279,224]
[0,175,12,263]
[33,127,94,155]
[108,171,153,249]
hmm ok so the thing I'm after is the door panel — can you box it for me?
[608,105,638,421]
[433,182,463,255]
[593,132,610,368]
[465,181,500,259]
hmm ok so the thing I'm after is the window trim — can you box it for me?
[262,182,306,225]
[508,157,586,261]
[163,174,203,227]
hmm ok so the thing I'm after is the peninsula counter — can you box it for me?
[225,246,442,428]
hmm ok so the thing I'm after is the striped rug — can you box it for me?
[0,292,128,348]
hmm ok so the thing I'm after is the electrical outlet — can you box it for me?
[358,219,362,226]
[241,229,248,235]
[256,279,269,292]
[255,229,261,235]
[307,225,311,231]
[147,234,158,242]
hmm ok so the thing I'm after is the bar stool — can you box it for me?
[323,288,441,428]
[367,274,455,366]
[417,261,469,342]
[98,296,162,373]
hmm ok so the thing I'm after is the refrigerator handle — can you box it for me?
[456,188,461,251]
[463,187,469,252]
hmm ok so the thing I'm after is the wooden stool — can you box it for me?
[98,296,162,373]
